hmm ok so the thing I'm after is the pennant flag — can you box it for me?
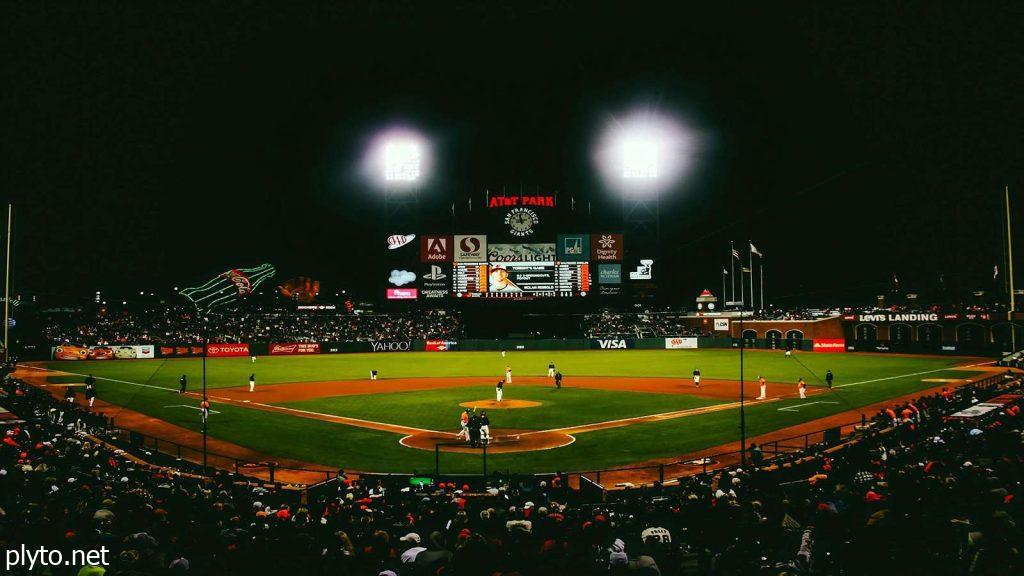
[750,243,762,257]
[732,248,740,259]
[742,266,752,273]
[722,267,728,275]
[180,263,276,312]
[993,265,999,279]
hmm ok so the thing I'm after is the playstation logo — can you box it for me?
[424,265,447,281]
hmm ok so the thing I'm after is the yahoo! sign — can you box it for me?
[370,340,412,352]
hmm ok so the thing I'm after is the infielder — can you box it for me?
[757,375,767,400]
[548,362,556,377]
[798,377,807,399]
[495,379,504,403]
[200,397,210,423]
[505,365,512,384]
[249,373,256,393]
[692,368,701,388]
[370,369,378,381]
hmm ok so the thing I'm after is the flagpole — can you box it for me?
[202,316,208,470]
[1007,186,1016,351]
[2,204,11,363]
[749,243,755,311]
[722,268,727,308]
[730,241,736,305]
[760,259,765,313]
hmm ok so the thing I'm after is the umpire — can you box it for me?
[468,410,482,448]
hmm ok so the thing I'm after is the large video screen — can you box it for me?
[393,233,623,300]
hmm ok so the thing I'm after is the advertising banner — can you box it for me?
[665,337,699,349]
[386,288,419,300]
[454,235,488,262]
[421,264,450,299]
[713,318,730,331]
[158,346,205,357]
[206,343,250,357]
[52,345,155,360]
[370,340,413,352]
[591,338,632,349]
[812,338,846,352]
[420,235,453,262]
[556,234,590,262]
[488,243,555,262]
[269,343,321,355]
[425,339,458,352]
[591,234,624,261]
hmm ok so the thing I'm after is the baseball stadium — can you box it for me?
[3,4,1023,576]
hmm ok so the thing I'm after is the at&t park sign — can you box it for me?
[488,194,556,208]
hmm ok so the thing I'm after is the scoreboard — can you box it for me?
[391,227,625,300]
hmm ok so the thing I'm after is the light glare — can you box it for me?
[384,141,421,181]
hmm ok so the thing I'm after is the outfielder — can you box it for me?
[505,365,512,383]
[547,362,556,377]
[370,369,378,381]
[496,379,504,403]
[251,354,257,363]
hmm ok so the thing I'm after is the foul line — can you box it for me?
[778,401,840,412]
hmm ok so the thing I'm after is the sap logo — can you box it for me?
[597,339,628,349]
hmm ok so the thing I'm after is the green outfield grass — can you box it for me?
[31,350,984,473]
[280,386,723,431]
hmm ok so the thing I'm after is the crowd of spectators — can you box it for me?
[583,311,708,339]
[2,358,1022,575]
[39,307,462,346]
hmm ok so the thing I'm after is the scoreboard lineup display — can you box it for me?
[385,191,631,301]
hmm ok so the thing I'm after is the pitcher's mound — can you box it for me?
[459,399,541,409]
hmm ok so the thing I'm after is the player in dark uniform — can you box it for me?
[692,368,701,388]
[179,374,188,394]
[825,369,834,389]
[64,387,76,404]
[85,374,96,388]
[554,371,563,389]
[468,410,482,448]
[85,382,97,408]
[479,411,491,445]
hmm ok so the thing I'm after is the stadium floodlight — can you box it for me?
[593,107,696,195]
[362,126,432,189]
[384,141,421,182]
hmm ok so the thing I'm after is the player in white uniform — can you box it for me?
[251,354,256,363]
[692,368,701,388]
[495,380,504,403]
[757,375,767,400]
[547,362,556,377]
[505,365,512,384]
[249,373,256,392]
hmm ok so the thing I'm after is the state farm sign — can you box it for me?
[206,343,250,357]
[812,339,846,352]
[269,343,321,355]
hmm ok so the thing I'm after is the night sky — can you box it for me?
[3,2,1021,307]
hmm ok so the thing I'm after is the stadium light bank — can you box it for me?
[361,126,432,190]
[593,108,697,195]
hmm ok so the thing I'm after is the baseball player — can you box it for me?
[825,369,834,389]
[505,365,512,384]
[501,350,506,358]
[456,409,470,440]
[554,371,563,389]
[64,387,75,405]
[179,374,187,394]
[547,362,556,377]
[495,379,504,403]
[692,368,701,388]
[370,369,378,381]
[757,375,767,400]
[85,381,97,408]
[251,354,257,363]
[249,373,256,393]
[479,411,491,445]
[200,397,210,423]
[798,377,807,399]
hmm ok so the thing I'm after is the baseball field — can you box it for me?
[20,349,991,477]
